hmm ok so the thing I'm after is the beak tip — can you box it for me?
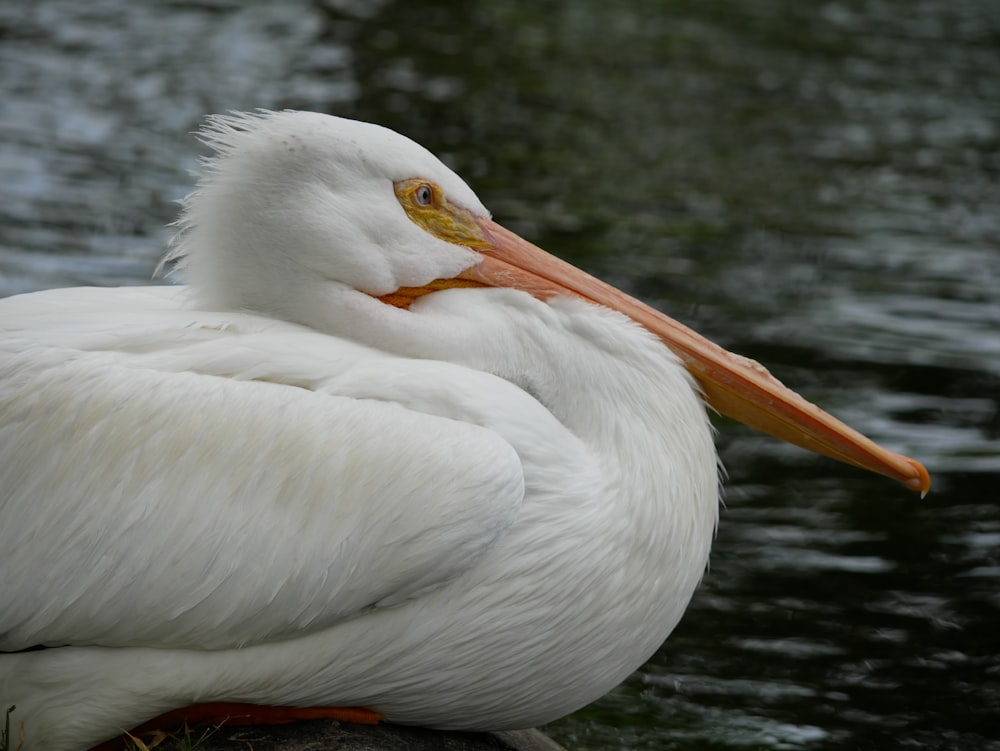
[904,459,932,496]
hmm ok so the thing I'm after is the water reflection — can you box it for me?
[1,0,997,748]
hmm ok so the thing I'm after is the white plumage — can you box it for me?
[0,111,927,750]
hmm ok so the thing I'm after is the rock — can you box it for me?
[169,721,568,751]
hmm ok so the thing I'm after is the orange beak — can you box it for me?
[386,180,931,494]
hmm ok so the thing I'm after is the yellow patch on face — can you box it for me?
[393,178,492,250]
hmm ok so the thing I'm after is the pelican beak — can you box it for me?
[387,180,931,494]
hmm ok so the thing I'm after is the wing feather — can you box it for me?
[0,288,525,651]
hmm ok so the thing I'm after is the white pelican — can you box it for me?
[0,110,928,751]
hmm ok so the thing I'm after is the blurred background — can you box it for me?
[1,1,998,749]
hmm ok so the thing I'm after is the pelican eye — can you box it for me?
[393,177,490,250]
[415,184,434,206]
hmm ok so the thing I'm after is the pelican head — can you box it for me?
[168,111,487,306]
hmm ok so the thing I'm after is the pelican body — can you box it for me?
[0,111,928,750]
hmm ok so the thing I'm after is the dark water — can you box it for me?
[1,1,998,749]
